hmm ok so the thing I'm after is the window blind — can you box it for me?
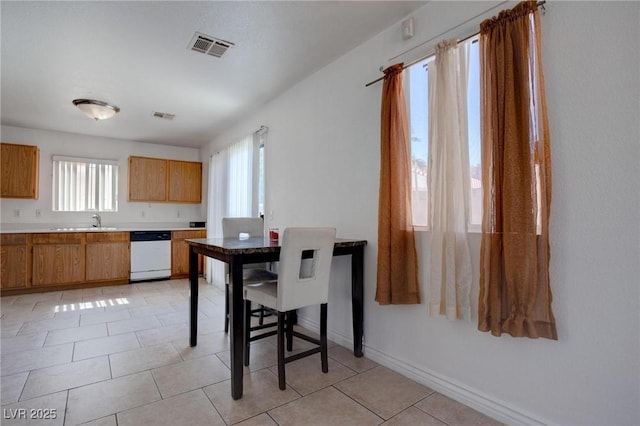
[52,156,118,212]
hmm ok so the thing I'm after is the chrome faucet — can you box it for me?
[92,214,102,228]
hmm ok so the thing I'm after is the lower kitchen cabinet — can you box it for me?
[86,232,130,283]
[171,230,206,278]
[0,234,31,290]
[2,229,204,295]
[32,233,86,287]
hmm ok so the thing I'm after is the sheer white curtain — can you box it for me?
[206,133,258,285]
[427,39,473,320]
[206,151,227,285]
[227,135,254,216]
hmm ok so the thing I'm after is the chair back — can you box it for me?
[276,227,336,312]
[222,217,264,239]
[222,217,267,271]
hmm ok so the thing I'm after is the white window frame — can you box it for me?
[52,155,119,212]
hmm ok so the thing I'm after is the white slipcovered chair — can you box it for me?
[243,227,336,390]
[222,217,277,333]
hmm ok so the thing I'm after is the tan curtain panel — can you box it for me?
[478,1,557,339]
[376,64,420,305]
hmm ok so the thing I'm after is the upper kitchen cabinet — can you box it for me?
[128,156,202,203]
[0,142,39,199]
[168,160,202,203]
[128,156,168,201]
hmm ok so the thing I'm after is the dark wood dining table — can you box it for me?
[186,236,367,400]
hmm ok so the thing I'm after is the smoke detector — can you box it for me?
[188,32,234,58]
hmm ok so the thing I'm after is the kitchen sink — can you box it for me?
[51,227,119,231]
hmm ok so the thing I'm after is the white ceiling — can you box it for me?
[1,1,426,148]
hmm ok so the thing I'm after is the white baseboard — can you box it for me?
[296,315,354,349]
[297,315,551,426]
[362,345,552,426]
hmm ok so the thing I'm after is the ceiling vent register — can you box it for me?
[152,112,175,120]
[189,32,234,58]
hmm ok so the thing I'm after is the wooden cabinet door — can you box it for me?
[86,232,130,282]
[171,230,205,277]
[128,156,167,201]
[168,160,202,203]
[0,234,30,289]
[1,143,39,199]
[32,233,85,287]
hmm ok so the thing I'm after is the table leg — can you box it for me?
[189,246,199,347]
[229,259,244,399]
[351,246,364,357]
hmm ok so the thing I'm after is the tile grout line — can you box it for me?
[200,384,230,426]
[328,384,386,423]
[411,392,456,426]
[148,365,164,401]
[15,369,30,404]
[107,350,114,380]
[63,389,70,426]
[397,404,450,425]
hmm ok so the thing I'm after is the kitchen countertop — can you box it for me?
[0,222,206,234]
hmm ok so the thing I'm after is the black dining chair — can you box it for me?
[222,217,277,333]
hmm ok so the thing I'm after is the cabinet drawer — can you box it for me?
[172,230,206,240]
[1,234,27,245]
[32,233,85,244]
[86,232,129,243]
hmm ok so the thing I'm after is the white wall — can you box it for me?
[209,2,639,425]
[0,125,207,227]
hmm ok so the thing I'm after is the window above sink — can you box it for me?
[52,156,119,212]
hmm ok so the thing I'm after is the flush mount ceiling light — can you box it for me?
[72,99,120,121]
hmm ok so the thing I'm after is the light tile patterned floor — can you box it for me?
[0,279,502,425]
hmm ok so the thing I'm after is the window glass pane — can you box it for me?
[468,38,482,226]
[52,157,118,212]
[407,37,482,229]
[258,144,265,217]
[408,58,431,226]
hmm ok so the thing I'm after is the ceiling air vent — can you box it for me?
[152,112,175,120]
[188,32,234,58]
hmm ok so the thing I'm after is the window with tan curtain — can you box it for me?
[478,1,557,339]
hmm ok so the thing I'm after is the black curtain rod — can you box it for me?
[365,0,546,88]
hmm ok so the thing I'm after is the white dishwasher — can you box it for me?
[130,231,172,282]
